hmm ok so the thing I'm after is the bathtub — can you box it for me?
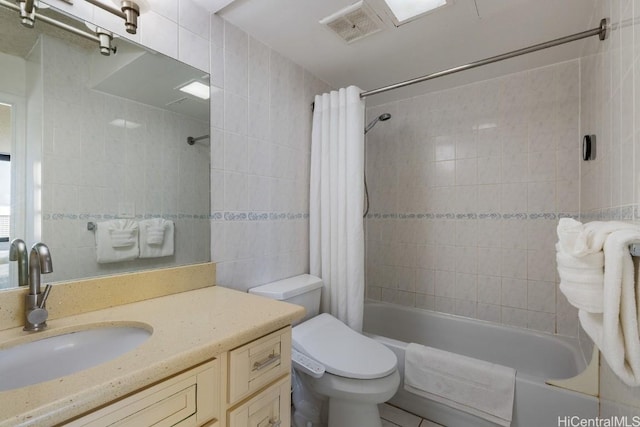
[363,302,598,427]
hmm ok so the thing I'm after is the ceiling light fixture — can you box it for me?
[382,0,449,25]
[109,119,141,129]
[178,81,210,100]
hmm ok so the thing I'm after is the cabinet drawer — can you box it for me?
[228,327,291,405]
[227,375,291,427]
[66,359,220,427]
[112,382,196,427]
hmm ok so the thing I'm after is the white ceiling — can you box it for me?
[215,0,600,105]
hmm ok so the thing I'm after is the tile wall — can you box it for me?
[364,59,581,336]
[580,0,640,417]
[208,17,332,292]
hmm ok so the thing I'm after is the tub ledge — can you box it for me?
[546,346,599,397]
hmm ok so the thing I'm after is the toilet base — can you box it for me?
[328,398,383,427]
[302,370,400,427]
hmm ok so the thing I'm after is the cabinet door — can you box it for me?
[228,376,290,427]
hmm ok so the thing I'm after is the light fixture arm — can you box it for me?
[84,0,140,34]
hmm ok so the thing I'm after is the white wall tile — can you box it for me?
[224,22,248,98]
[178,0,209,39]
[178,28,209,72]
[140,11,178,58]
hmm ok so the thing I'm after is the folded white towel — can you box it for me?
[571,221,639,256]
[404,343,515,427]
[139,219,174,258]
[579,229,640,386]
[95,219,139,263]
[109,229,138,248]
[557,218,584,254]
[556,250,604,313]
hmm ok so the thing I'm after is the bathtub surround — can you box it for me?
[365,59,580,336]
[310,87,366,331]
[580,0,640,417]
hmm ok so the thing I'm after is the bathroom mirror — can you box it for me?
[0,3,211,289]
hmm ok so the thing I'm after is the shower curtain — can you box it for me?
[310,86,365,332]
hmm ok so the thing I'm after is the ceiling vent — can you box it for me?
[320,1,385,44]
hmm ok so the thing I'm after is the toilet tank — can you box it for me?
[249,274,323,324]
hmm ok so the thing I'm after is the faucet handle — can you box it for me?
[26,307,48,326]
[38,284,52,309]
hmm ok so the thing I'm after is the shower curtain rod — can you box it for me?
[359,18,609,99]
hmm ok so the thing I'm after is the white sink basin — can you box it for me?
[0,325,152,391]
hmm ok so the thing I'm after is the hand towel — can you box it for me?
[95,219,139,263]
[404,343,515,427]
[579,228,640,387]
[139,218,174,258]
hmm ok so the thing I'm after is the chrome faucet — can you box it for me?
[24,243,53,332]
[9,239,28,288]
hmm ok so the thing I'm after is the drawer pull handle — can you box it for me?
[269,419,281,427]
[253,353,280,371]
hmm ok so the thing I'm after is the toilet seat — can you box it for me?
[292,313,397,380]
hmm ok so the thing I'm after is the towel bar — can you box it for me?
[630,244,640,257]
[87,221,177,231]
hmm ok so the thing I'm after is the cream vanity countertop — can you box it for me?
[0,286,305,427]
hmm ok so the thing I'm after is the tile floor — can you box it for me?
[379,403,444,427]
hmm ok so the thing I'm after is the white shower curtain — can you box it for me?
[310,86,365,332]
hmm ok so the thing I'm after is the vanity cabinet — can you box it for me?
[62,326,292,427]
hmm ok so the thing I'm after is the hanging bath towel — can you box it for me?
[139,218,174,258]
[95,219,139,263]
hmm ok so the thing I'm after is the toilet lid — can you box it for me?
[292,313,397,380]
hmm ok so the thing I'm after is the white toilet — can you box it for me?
[249,274,399,427]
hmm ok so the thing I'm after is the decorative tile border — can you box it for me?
[44,212,312,222]
[44,213,212,221]
[365,211,581,220]
[213,212,309,221]
[581,205,640,222]
[46,207,638,223]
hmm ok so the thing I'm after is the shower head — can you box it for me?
[364,113,392,134]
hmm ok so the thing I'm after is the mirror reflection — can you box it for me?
[0,4,211,289]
